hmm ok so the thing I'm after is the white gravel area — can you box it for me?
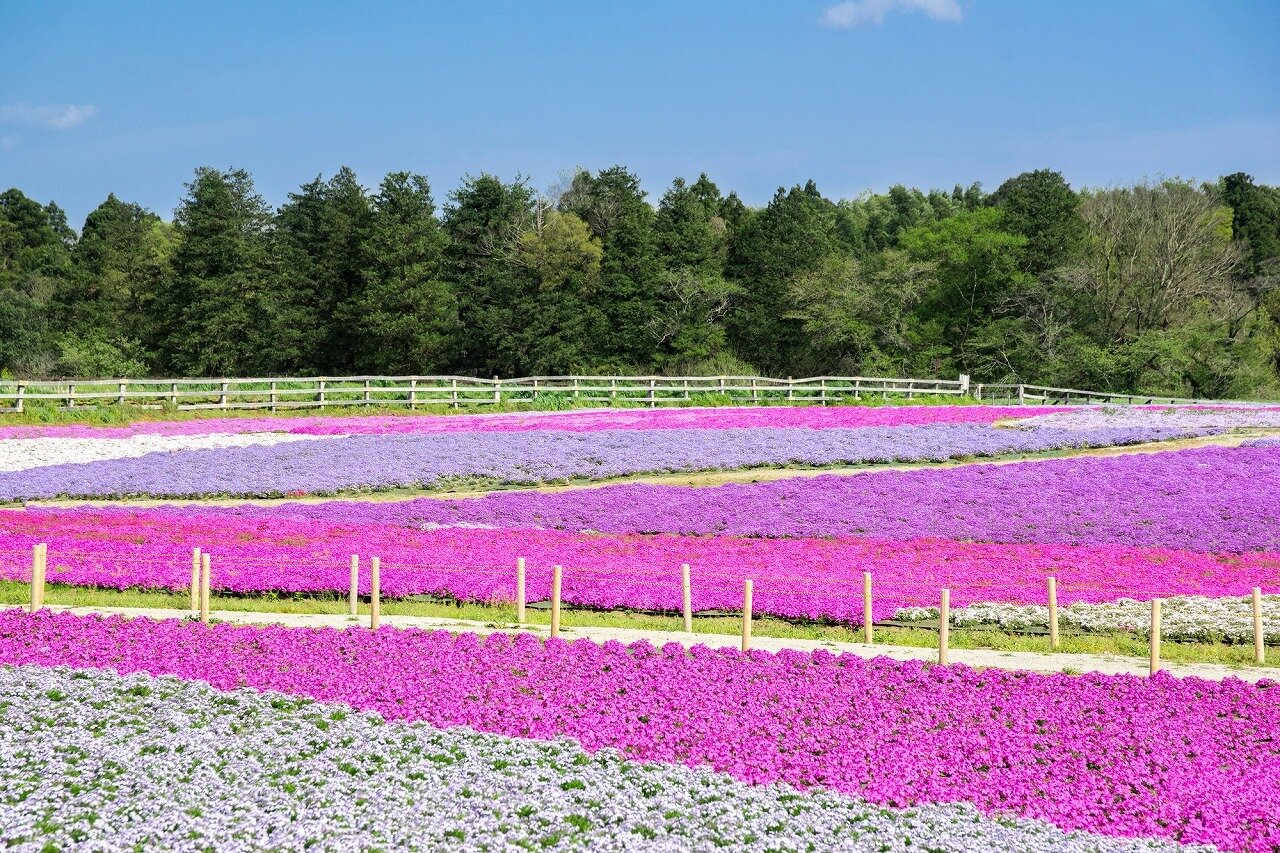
[0,433,338,473]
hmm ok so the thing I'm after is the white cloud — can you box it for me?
[821,0,963,28]
[0,103,99,130]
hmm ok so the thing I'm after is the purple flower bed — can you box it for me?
[0,424,1205,500]
[244,444,1280,552]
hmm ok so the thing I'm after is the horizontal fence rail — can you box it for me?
[0,374,973,413]
[0,373,1242,414]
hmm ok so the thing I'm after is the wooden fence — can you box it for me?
[0,374,973,413]
[0,373,1237,414]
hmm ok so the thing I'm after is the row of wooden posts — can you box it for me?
[20,545,1271,670]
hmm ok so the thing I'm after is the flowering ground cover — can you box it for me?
[3,506,1277,622]
[0,665,1185,853]
[0,423,1210,500]
[0,431,326,473]
[296,443,1277,552]
[1,611,1275,851]
[0,403,1064,440]
[898,595,1280,644]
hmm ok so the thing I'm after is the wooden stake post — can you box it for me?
[516,557,526,624]
[1254,587,1265,665]
[1047,576,1060,649]
[938,588,950,666]
[1149,599,1162,675]
[862,571,873,645]
[741,579,753,653]
[681,563,692,633]
[349,555,359,617]
[29,543,47,613]
[550,564,563,638]
[199,554,211,625]
[190,548,201,613]
[369,557,381,630]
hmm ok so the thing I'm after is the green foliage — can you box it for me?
[0,165,1277,399]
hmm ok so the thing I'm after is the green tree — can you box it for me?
[562,166,661,367]
[989,169,1086,277]
[159,167,306,376]
[726,181,841,373]
[445,174,536,375]
[898,207,1030,377]
[347,172,459,374]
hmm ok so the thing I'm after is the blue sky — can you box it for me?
[2,0,1277,226]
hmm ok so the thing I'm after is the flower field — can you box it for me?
[2,664,1181,852]
[3,402,1279,850]
[2,611,1276,851]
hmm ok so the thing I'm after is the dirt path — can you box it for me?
[22,428,1279,510]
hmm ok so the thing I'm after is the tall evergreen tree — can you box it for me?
[348,172,459,374]
[726,181,841,373]
[158,167,303,375]
[988,169,1086,277]
[562,166,660,367]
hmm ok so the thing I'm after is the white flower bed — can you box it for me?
[0,665,1199,852]
[0,433,333,473]
[896,594,1280,643]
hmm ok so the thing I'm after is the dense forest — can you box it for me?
[2,167,1278,397]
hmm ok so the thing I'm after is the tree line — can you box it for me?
[2,166,1278,398]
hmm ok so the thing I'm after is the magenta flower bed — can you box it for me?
[1,611,1275,851]
[272,443,1278,552]
[3,508,1276,621]
[0,404,1061,439]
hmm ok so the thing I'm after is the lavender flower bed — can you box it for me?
[255,444,1280,552]
[0,423,1206,500]
[0,666,1191,853]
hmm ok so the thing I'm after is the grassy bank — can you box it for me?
[2,580,1272,671]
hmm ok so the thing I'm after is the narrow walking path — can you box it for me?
[29,603,1274,684]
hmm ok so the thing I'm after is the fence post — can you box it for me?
[14,381,24,414]
[550,564,562,638]
[683,377,689,400]
[170,382,178,407]
[1254,587,1265,664]
[29,543,47,613]
[117,379,127,406]
[269,380,278,413]
[369,557,381,630]
[1017,384,1026,405]
[67,383,75,409]
[718,376,726,396]
[190,547,201,612]
[575,377,581,399]
[681,563,692,632]
[862,571,873,644]
[532,378,540,400]
[938,588,950,666]
[787,377,794,401]
[1149,599,1162,675]
[349,555,359,617]
[820,378,827,406]
[408,378,418,409]
[853,378,861,400]
[363,379,371,406]
[741,579,753,653]
[516,557,526,624]
[199,553,211,625]
[219,379,228,410]
[318,379,326,408]
[974,383,983,401]
[958,374,970,396]
[610,378,617,401]
[648,377,656,408]
[494,376,501,404]
[750,377,758,404]
[451,378,458,408]
[1047,576,1060,649]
